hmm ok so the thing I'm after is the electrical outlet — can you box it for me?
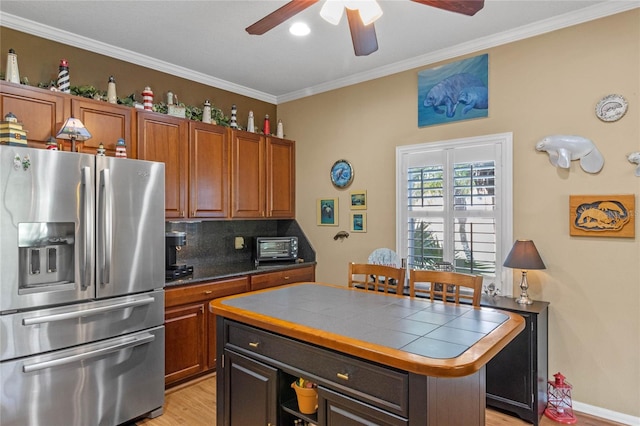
[234,236,244,250]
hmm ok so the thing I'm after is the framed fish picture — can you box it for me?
[569,194,635,238]
[418,54,488,127]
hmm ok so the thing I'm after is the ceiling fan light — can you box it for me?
[345,0,382,25]
[320,0,345,25]
[289,22,311,36]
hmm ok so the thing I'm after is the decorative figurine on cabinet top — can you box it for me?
[57,59,70,93]
[46,137,58,150]
[247,110,255,133]
[107,76,117,104]
[0,112,28,146]
[142,87,153,111]
[115,138,127,158]
[5,48,20,84]
[230,104,238,129]
[202,100,212,124]
[535,135,604,174]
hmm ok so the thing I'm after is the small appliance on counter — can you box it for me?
[166,231,194,281]
[254,236,298,266]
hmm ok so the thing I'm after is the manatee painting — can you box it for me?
[418,54,488,127]
[423,73,485,118]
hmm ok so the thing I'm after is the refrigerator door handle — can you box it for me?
[21,296,155,326]
[81,166,93,290]
[100,168,113,285]
[22,333,155,373]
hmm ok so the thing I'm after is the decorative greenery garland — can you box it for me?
[2,76,232,127]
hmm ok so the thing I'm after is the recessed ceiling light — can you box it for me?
[289,22,310,36]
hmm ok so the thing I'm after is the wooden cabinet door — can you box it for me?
[223,350,277,426]
[165,302,207,386]
[0,82,66,148]
[189,122,229,218]
[71,98,134,157]
[137,111,188,219]
[266,137,295,218]
[230,130,265,218]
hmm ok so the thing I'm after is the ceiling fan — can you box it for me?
[246,0,485,57]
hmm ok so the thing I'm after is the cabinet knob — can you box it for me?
[283,276,290,280]
[249,342,259,348]
[204,290,212,295]
[336,372,349,381]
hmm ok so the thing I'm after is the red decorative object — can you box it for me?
[263,114,270,135]
[142,86,154,111]
[544,372,577,424]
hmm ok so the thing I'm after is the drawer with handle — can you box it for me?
[166,277,248,307]
[225,320,408,417]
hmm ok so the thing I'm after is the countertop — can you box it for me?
[165,260,315,287]
[211,282,525,377]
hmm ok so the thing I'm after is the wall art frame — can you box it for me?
[349,190,367,210]
[418,53,488,128]
[350,212,367,233]
[569,194,635,238]
[317,198,338,226]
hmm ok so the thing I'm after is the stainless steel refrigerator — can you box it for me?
[0,145,166,426]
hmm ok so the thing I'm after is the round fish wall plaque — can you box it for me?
[330,159,353,188]
[595,94,628,122]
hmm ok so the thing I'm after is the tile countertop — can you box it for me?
[165,260,316,287]
[212,283,526,377]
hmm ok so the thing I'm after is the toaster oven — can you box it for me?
[255,237,298,264]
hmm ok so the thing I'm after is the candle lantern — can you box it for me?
[544,372,577,424]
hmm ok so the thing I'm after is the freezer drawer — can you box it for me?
[0,289,164,361]
[0,326,164,426]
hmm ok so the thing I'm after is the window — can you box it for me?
[396,133,513,294]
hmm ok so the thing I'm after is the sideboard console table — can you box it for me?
[481,295,549,425]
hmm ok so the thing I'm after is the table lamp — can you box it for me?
[503,240,546,305]
[56,117,92,152]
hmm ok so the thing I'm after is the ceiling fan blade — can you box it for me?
[346,8,378,56]
[411,0,485,16]
[246,0,320,35]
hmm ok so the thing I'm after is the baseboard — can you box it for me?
[574,400,640,426]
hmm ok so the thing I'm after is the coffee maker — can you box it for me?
[165,231,193,281]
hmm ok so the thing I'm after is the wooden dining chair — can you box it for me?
[409,269,483,306]
[348,262,406,294]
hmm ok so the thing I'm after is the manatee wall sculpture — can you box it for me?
[627,152,640,177]
[535,135,604,174]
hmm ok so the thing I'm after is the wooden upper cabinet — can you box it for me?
[266,137,295,218]
[71,98,134,157]
[189,122,229,218]
[0,82,66,148]
[230,130,265,218]
[137,111,188,219]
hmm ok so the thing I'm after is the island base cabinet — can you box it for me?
[217,317,490,426]
[222,350,277,426]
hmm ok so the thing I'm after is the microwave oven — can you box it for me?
[255,237,298,263]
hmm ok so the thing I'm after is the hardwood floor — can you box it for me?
[136,374,622,426]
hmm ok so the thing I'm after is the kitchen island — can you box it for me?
[211,282,524,426]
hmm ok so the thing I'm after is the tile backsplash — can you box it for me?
[165,220,315,267]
